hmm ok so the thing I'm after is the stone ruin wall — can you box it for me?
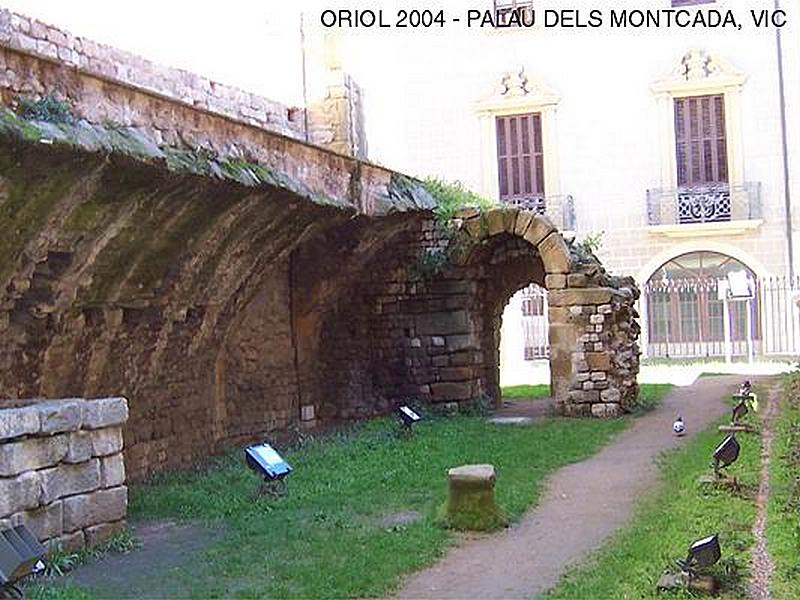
[0,10,640,484]
[0,397,128,552]
[296,208,640,421]
[0,8,369,193]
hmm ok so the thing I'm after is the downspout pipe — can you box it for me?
[776,0,794,278]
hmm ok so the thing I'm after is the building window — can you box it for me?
[674,94,731,223]
[496,113,545,208]
[649,50,751,228]
[674,95,728,187]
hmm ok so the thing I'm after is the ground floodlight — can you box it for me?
[0,523,46,593]
[397,405,421,431]
[245,442,292,482]
[731,396,749,424]
[677,534,721,573]
[740,380,752,396]
[712,434,740,474]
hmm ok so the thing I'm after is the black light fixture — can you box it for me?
[245,442,292,495]
[0,523,46,596]
[677,534,721,573]
[731,380,752,425]
[712,434,740,476]
[731,396,749,424]
[397,405,421,433]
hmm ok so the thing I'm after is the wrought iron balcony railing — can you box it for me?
[646,183,762,226]
[501,194,576,231]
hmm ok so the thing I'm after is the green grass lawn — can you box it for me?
[37,414,628,599]
[544,395,761,599]
[500,384,550,399]
[767,373,800,598]
[30,384,673,599]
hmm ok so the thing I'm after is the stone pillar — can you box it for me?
[303,27,367,158]
[443,464,506,531]
[0,397,129,552]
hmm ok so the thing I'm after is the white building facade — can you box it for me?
[329,0,800,374]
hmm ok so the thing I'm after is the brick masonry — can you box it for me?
[0,398,128,552]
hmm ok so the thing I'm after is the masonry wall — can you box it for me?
[0,397,128,551]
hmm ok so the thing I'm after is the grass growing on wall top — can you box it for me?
[423,177,493,222]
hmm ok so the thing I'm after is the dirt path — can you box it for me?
[395,376,755,600]
[749,384,779,600]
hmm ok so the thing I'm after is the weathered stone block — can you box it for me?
[18,500,63,540]
[62,486,127,532]
[462,216,484,238]
[100,454,126,488]
[591,403,621,418]
[513,211,534,237]
[82,397,128,430]
[84,520,126,547]
[416,311,470,335]
[548,287,615,307]
[47,530,84,553]
[431,382,472,401]
[586,352,612,371]
[539,232,571,274]
[522,215,555,247]
[65,431,93,463]
[0,405,40,441]
[0,434,69,476]
[40,459,100,504]
[444,464,505,531]
[567,273,588,287]
[545,274,567,289]
[38,399,83,434]
[485,209,507,237]
[91,428,123,457]
[601,388,622,403]
[445,334,478,352]
[0,470,41,517]
[590,371,607,381]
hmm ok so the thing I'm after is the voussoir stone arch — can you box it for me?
[449,206,641,418]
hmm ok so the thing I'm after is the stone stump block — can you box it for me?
[442,464,506,531]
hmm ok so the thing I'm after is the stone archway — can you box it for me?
[298,206,641,420]
[443,207,641,417]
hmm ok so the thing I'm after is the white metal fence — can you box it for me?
[514,276,800,362]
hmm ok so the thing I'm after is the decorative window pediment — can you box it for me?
[651,49,746,95]
[476,66,560,114]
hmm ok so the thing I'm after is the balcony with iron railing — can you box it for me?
[501,194,576,231]
[646,182,762,236]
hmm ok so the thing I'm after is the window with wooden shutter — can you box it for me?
[674,94,728,186]
[496,113,544,208]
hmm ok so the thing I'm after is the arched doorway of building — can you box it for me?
[643,250,759,359]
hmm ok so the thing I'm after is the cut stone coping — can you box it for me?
[448,464,496,486]
[487,416,534,425]
[0,398,129,442]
